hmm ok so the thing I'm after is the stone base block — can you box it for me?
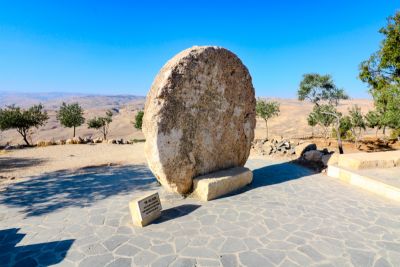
[192,167,253,201]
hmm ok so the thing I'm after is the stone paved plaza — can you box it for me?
[0,159,399,267]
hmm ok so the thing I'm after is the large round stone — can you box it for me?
[143,46,256,194]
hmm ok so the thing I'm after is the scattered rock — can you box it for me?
[36,140,46,147]
[93,137,103,143]
[108,139,116,144]
[143,46,256,194]
[66,139,74,145]
[56,139,66,145]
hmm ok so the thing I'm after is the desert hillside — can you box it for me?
[0,93,374,145]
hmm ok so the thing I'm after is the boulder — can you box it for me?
[322,153,338,167]
[66,139,74,145]
[143,46,256,194]
[108,139,116,144]
[44,140,55,146]
[72,137,83,144]
[93,137,103,143]
[36,140,46,147]
[304,150,323,162]
[295,142,317,156]
[56,139,66,145]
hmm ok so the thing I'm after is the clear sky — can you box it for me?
[0,1,398,98]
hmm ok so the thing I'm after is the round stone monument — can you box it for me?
[143,46,256,194]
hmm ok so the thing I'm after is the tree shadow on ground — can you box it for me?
[0,164,158,217]
[0,157,47,173]
[154,204,201,224]
[0,228,74,267]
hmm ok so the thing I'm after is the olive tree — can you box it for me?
[348,105,366,145]
[359,11,400,135]
[298,73,348,153]
[0,104,49,146]
[56,102,85,138]
[134,111,144,130]
[255,99,280,139]
[87,110,113,140]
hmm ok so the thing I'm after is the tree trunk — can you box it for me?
[311,126,314,138]
[336,126,344,154]
[73,126,76,138]
[265,119,268,139]
[383,126,386,136]
[103,126,107,140]
[22,134,30,146]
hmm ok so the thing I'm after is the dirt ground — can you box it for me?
[0,143,147,186]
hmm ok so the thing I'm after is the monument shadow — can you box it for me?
[0,228,74,267]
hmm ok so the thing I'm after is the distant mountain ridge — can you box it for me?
[0,92,145,109]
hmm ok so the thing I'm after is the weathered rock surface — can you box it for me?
[143,46,256,194]
[304,150,323,162]
[295,142,317,156]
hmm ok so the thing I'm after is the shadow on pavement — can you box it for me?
[0,164,158,217]
[0,228,74,267]
[249,160,314,188]
[0,157,47,173]
[154,204,201,224]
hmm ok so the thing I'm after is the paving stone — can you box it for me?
[239,251,274,267]
[257,248,285,265]
[181,247,218,259]
[1,159,400,267]
[105,257,131,267]
[103,235,129,251]
[150,243,174,255]
[348,249,375,267]
[133,250,158,266]
[197,258,221,266]
[220,237,247,253]
[170,257,197,267]
[114,243,141,257]
[151,255,177,267]
[220,254,239,267]
[78,254,113,267]
[373,257,391,267]
[81,243,108,255]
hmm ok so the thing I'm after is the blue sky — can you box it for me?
[0,1,398,98]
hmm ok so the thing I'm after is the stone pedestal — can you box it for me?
[192,167,253,201]
[129,192,162,227]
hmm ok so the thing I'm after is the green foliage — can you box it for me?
[0,104,49,145]
[365,110,382,129]
[134,111,144,130]
[348,105,366,142]
[87,110,113,140]
[390,128,400,140]
[308,104,340,138]
[256,99,280,120]
[256,99,280,138]
[307,113,318,127]
[298,73,348,106]
[56,102,85,137]
[337,115,353,139]
[359,11,400,132]
[131,138,146,143]
[359,11,400,89]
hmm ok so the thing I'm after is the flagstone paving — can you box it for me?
[0,159,399,267]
